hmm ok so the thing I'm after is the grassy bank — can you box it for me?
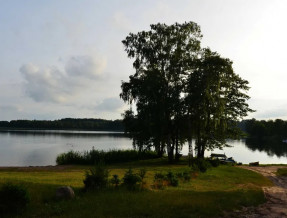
[0,158,272,217]
[56,149,158,165]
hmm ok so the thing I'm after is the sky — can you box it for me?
[1,0,287,121]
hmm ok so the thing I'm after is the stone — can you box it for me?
[55,186,75,200]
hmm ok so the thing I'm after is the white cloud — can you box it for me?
[95,97,124,112]
[65,55,106,78]
[20,54,107,103]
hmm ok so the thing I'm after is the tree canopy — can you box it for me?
[120,21,253,162]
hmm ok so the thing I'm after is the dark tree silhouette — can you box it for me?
[120,21,253,161]
[185,49,253,157]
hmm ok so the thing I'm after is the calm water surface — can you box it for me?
[0,130,287,166]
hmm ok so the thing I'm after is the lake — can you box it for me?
[0,130,287,166]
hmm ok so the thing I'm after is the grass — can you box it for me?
[0,158,272,217]
[276,168,287,176]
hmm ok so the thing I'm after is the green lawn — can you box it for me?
[0,159,272,217]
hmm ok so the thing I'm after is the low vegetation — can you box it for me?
[0,157,272,217]
[0,183,30,216]
[56,149,158,165]
[276,168,287,176]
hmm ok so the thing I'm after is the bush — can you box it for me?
[209,158,221,167]
[191,158,211,173]
[56,149,159,165]
[166,171,179,187]
[122,168,141,190]
[56,150,87,165]
[138,168,147,189]
[153,172,166,189]
[83,163,109,191]
[110,174,120,188]
[0,183,30,216]
[153,171,179,189]
[176,170,192,182]
[138,168,146,181]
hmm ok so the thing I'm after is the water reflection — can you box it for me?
[1,130,127,138]
[245,138,287,158]
[0,130,132,166]
[0,130,287,166]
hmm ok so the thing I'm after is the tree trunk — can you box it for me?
[175,130,180,162]
[167,136,174,163]
[154,138,163,157]
[188,138,193,166]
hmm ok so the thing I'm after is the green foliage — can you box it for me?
[110,175,120,188]
[191,158,211,173]
[166,171,179,187]
[56,151,86,165]
[0,183,30,216]
[121,21,253,161]
[121,21,203,161]
[122,168,141,190]
[153,171,180,188]
[0,118,124,131]
[176,170,192,182]
[242,118,287,157]
[0,161,272,217]
[56,149,159,165]
[153,172,166,189]
[138,168,146,181]
[209,158,221,167]
[244,118,287,139]
[276,168,287,177]
[83,163,109,191]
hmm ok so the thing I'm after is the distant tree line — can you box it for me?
[241,119,287,140]
[239,119,287,158]
[0,118,124,131]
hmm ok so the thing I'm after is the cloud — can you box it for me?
[20,55,107,103]
[0,105,22,112]
[65,55,106,78]
[95,97,124,112]
[112,12,133,32]
[254,109,287,120]
[248,98,287,120]
[0,105,26,121]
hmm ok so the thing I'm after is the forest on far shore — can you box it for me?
[0,118,124,131]
[0,118,287,140]
[240,119,287,140]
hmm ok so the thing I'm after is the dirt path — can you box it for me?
[231,166,287,218]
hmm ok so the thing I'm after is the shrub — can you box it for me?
[138,168,146,181]
[83,163,109,191]
[209,158,221,167]
[138,168,147,189]
[177,170,192,182]
[122,168,141,190]
[166,171,179,187]
[110,174,120,188]
[191,158,211,173]
[56,149,159,165]
[153,172,166,189]
[56,150,87,165]
[0,183,30,216]
[153,171,179,189]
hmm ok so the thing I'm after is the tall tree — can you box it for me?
[120,22,202,162]
[120,21,253,161]
[185,48,253,157]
